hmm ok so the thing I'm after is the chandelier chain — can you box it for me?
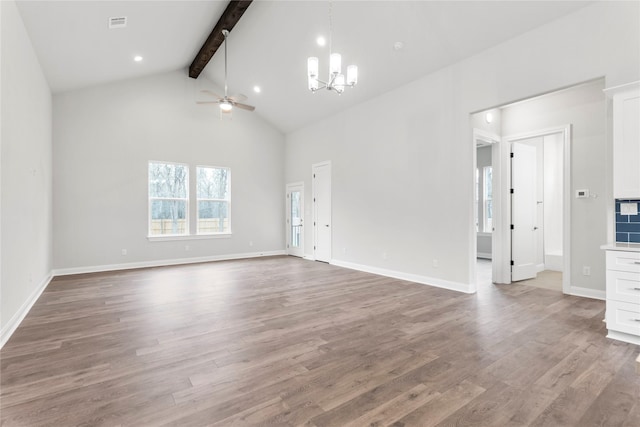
[328,0,333,56]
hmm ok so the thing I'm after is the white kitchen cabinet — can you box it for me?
[605,82,640,199]
[604,247,640,345]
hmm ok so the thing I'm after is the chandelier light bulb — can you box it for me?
[329,53,341,75]
[307,57,319,78]
[347,65,358,86]
[335,74,345,93]
[308,76,319,91]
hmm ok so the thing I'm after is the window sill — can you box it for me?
[147,233,232,242]
[477,232,492,237]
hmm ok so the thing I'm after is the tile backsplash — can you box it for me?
[616,199,640,243]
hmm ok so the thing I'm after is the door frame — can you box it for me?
[312,161,332,262]
[285,182,304,257]
[501,125,571,293]
[472,129,501,288]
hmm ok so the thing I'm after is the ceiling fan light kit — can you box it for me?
[307,1,358,95]
[196,29,255,117]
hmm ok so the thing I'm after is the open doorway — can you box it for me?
[472,78,606,294]
[474,128,500,288]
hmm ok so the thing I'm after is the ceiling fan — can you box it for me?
[197,29,255,113]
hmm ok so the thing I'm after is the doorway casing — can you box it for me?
[497,125,572,293]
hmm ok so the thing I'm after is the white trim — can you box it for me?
[147,233,232,242]
[52,250,286,276]
[606,330,640,346]
[567,286,606,301]
[477,252,492,260]
[303,254,315,261]
[1,273,53,349]
[603,80,640,98]
[331,259,474,294]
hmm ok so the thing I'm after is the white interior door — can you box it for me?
[313,162,331,262]
[511,142,538,282]
[286,183,304,257]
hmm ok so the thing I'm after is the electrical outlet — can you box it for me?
[433,259,439,268]
[185,245,190,251]
[121,249,127,256]
[382,251,387,260]
[342,247,347,254]
[249,241,253,247]
[583,266,591,276]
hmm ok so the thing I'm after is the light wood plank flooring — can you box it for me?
[1,256,639,426]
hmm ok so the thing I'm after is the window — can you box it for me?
[483,166,493,232]
[148,162,188,236]
[197,166,231,234]
[475,168,480,232]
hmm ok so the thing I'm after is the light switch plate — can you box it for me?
[621,202,639,215]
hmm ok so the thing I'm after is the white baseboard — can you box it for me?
[545,254,563,272]
[1,272,53,349]
[606,330,640,346]
[330,259,474,294]
[303,254,315,261]
[52,250,286,276]
[477,252,492,260]
[568,286,606,301]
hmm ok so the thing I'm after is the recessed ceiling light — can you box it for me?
[393,41,405,51]
[253,86,261,93]
[316,36,326,47]
[134,55,143,62]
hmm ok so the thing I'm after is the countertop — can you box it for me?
[601,242,640,252]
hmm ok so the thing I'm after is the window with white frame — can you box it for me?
[483,166,493,233]
[196,166,231,234]
[475,168,480,232]
[148,162,189,236]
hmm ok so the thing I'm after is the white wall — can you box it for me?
[285,2,639,292]
[1,0,53,341]
[53,71,285,272]
[543,132,564,270]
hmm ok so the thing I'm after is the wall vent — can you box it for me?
[108,16,127,29]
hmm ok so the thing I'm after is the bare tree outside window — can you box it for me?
[197,166,231,234]
[148,162,188,235]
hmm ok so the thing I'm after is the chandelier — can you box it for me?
[307,1,358,94]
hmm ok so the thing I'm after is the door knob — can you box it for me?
[325,224,329,227]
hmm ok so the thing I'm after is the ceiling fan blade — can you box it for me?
[232,102,255,111]
[228,94,247,103]
[201,89,224,100]
[196,101,221,104]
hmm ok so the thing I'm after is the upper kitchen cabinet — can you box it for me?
[605,82,640,199]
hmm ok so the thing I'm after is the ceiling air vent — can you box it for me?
[108,16,127,29]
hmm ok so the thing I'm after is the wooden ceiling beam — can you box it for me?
[188,0,253,79]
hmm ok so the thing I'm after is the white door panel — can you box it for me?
[512,142,538,282]
[313,163,331,263]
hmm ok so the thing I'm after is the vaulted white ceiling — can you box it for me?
[16,1,592,133]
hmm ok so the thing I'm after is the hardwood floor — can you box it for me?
[1,256,639,426]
